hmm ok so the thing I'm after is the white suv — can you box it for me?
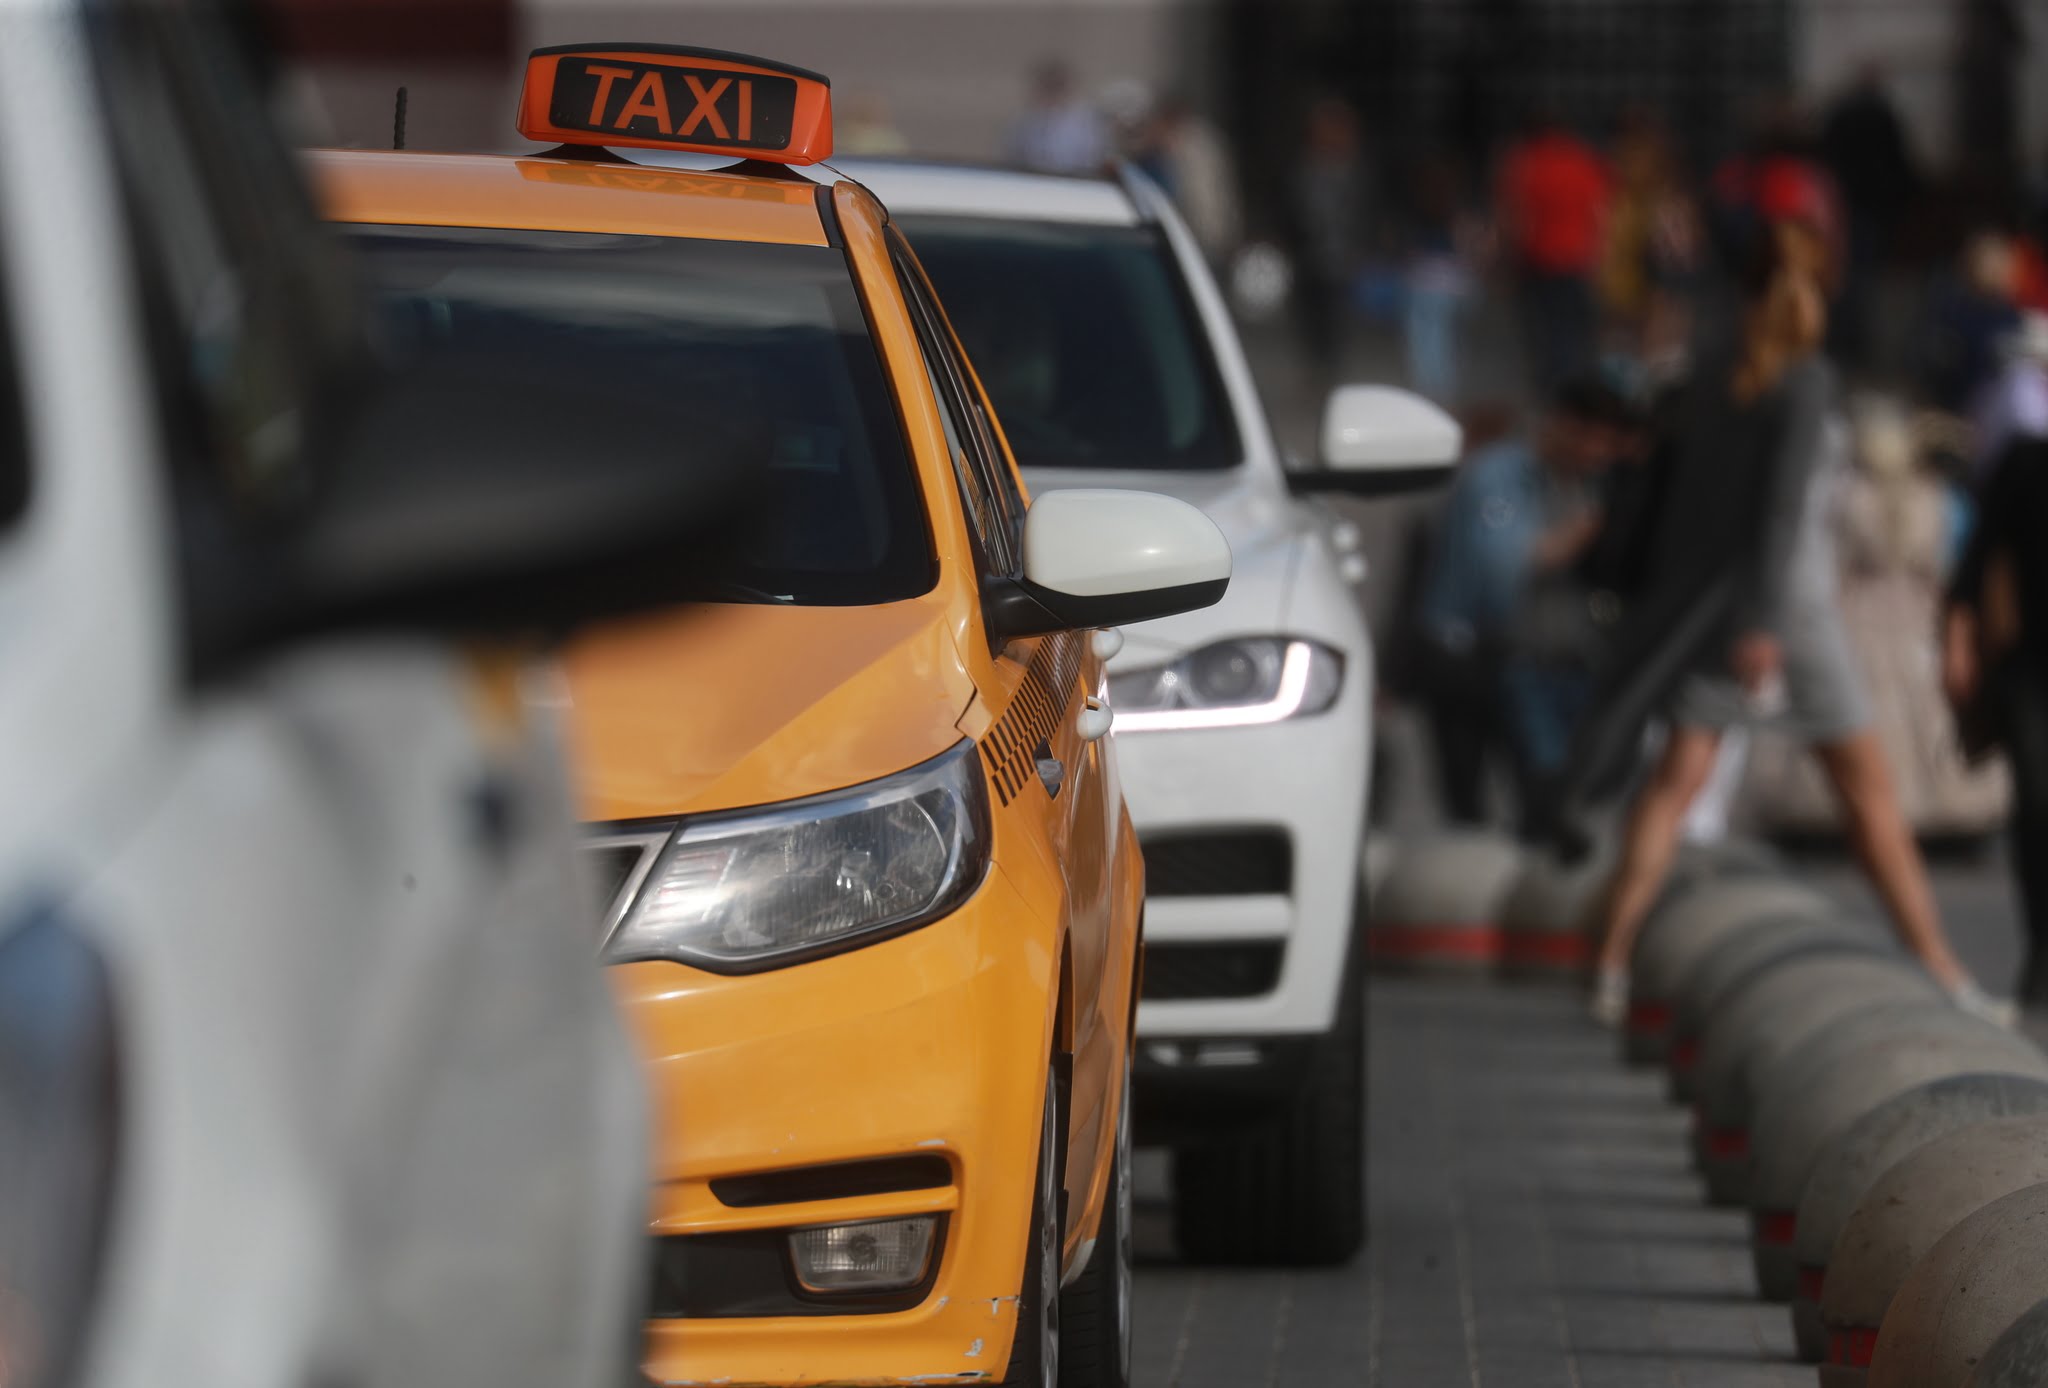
[847,159,1458,1264]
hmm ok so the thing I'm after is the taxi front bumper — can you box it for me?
[612,867,1057,1388]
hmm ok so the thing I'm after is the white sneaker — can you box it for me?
[1589,968,1629,1029]
[1951,980,2019,1028]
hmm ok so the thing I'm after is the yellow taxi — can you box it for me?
[310,45,1232,1388]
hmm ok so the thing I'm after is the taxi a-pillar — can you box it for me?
[1745,1007,2048,1301]
[1689,962,1940,1202]
[1788,1073,2048,1361]
[1820,1117,2048,1387]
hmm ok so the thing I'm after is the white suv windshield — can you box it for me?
[899,216,1241,472]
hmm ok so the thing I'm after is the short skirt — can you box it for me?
[1669,603,1870,743]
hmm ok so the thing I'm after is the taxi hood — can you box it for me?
[564,596,976,822]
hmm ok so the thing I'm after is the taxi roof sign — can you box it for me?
[518,44,833,164]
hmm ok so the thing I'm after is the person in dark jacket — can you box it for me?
[1821,64,1919,369]
[1944,435,2048,1002]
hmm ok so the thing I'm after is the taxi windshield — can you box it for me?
[346,225,931,606]
[898,216,1239,472]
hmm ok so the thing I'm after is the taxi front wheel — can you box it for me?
[1058,1051,1133,1388]
[1000,1072,1061,1388]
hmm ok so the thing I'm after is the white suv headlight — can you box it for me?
[1108,637,1343,731]
[597,740,990,972]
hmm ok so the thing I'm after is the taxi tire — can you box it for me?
[1170,959,1366,1267]
[1000,1072,1062,1388]
[1058,1052,1133,1388]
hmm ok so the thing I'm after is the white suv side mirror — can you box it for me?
[1289,385,1462,497]
[987,488,1232,638]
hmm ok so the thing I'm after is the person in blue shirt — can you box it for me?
[1416,377,1630,823]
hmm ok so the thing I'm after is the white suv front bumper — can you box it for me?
[1115,678,1369,1044]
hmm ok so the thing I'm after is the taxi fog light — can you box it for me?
[1109,638,1343,732]
[789,1216,938,1294]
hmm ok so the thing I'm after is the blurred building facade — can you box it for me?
[275,0,2048,262]
[273,0,1223,158]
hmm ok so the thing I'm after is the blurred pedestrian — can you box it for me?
[1291,96,1371,373]
[1954,0,2026,206]
[1585,227,2001,1025]
[1945,430,2048,1003]
[1970,309,2048,478]
[1707,101,1841,293]
[1403,153,1478,403]
[1007,59,1109,175]
[1497,111,1610,392]
[1414,377,1628,824]
[1821,63,1920,370]
[1921,230,2024,413]
[1136,93,1241,264]
[1600,111,1702,364]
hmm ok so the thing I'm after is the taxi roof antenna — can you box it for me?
[392,86,408,151]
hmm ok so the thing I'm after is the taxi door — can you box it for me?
[888,234,1125,1244]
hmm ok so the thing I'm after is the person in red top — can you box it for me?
[1498,113,1612,390]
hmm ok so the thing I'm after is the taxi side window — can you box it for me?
[890,234,1023,577]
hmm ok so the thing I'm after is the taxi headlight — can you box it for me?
[603,740,990,971]
[1107,638,1343,731]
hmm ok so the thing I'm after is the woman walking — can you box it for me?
[1586,227,2004,1025]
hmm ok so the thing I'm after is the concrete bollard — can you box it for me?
[1788,1074,2048,1362]
[1624,876,1837,1067]
[1690,960,1939,1203]
[1659,837,1785,897]
[1865,1181,2048,1388]
[1746,1008,2048,1302]
[1820,1117,2048,1388]
[1666,914,1895,1105]
[1968,1295,2048,1387]
[1498,835,1616,980]
[1367,830,1523,973]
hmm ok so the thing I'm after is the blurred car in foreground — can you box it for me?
[317,44,1234,1387]
[5,6,759,1388]
[850,158,1460,1265]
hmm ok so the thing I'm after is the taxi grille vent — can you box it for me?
[984,634,1081,807]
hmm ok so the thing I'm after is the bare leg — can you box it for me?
[1592,726,1725,976]
[1813,733,1972,991]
